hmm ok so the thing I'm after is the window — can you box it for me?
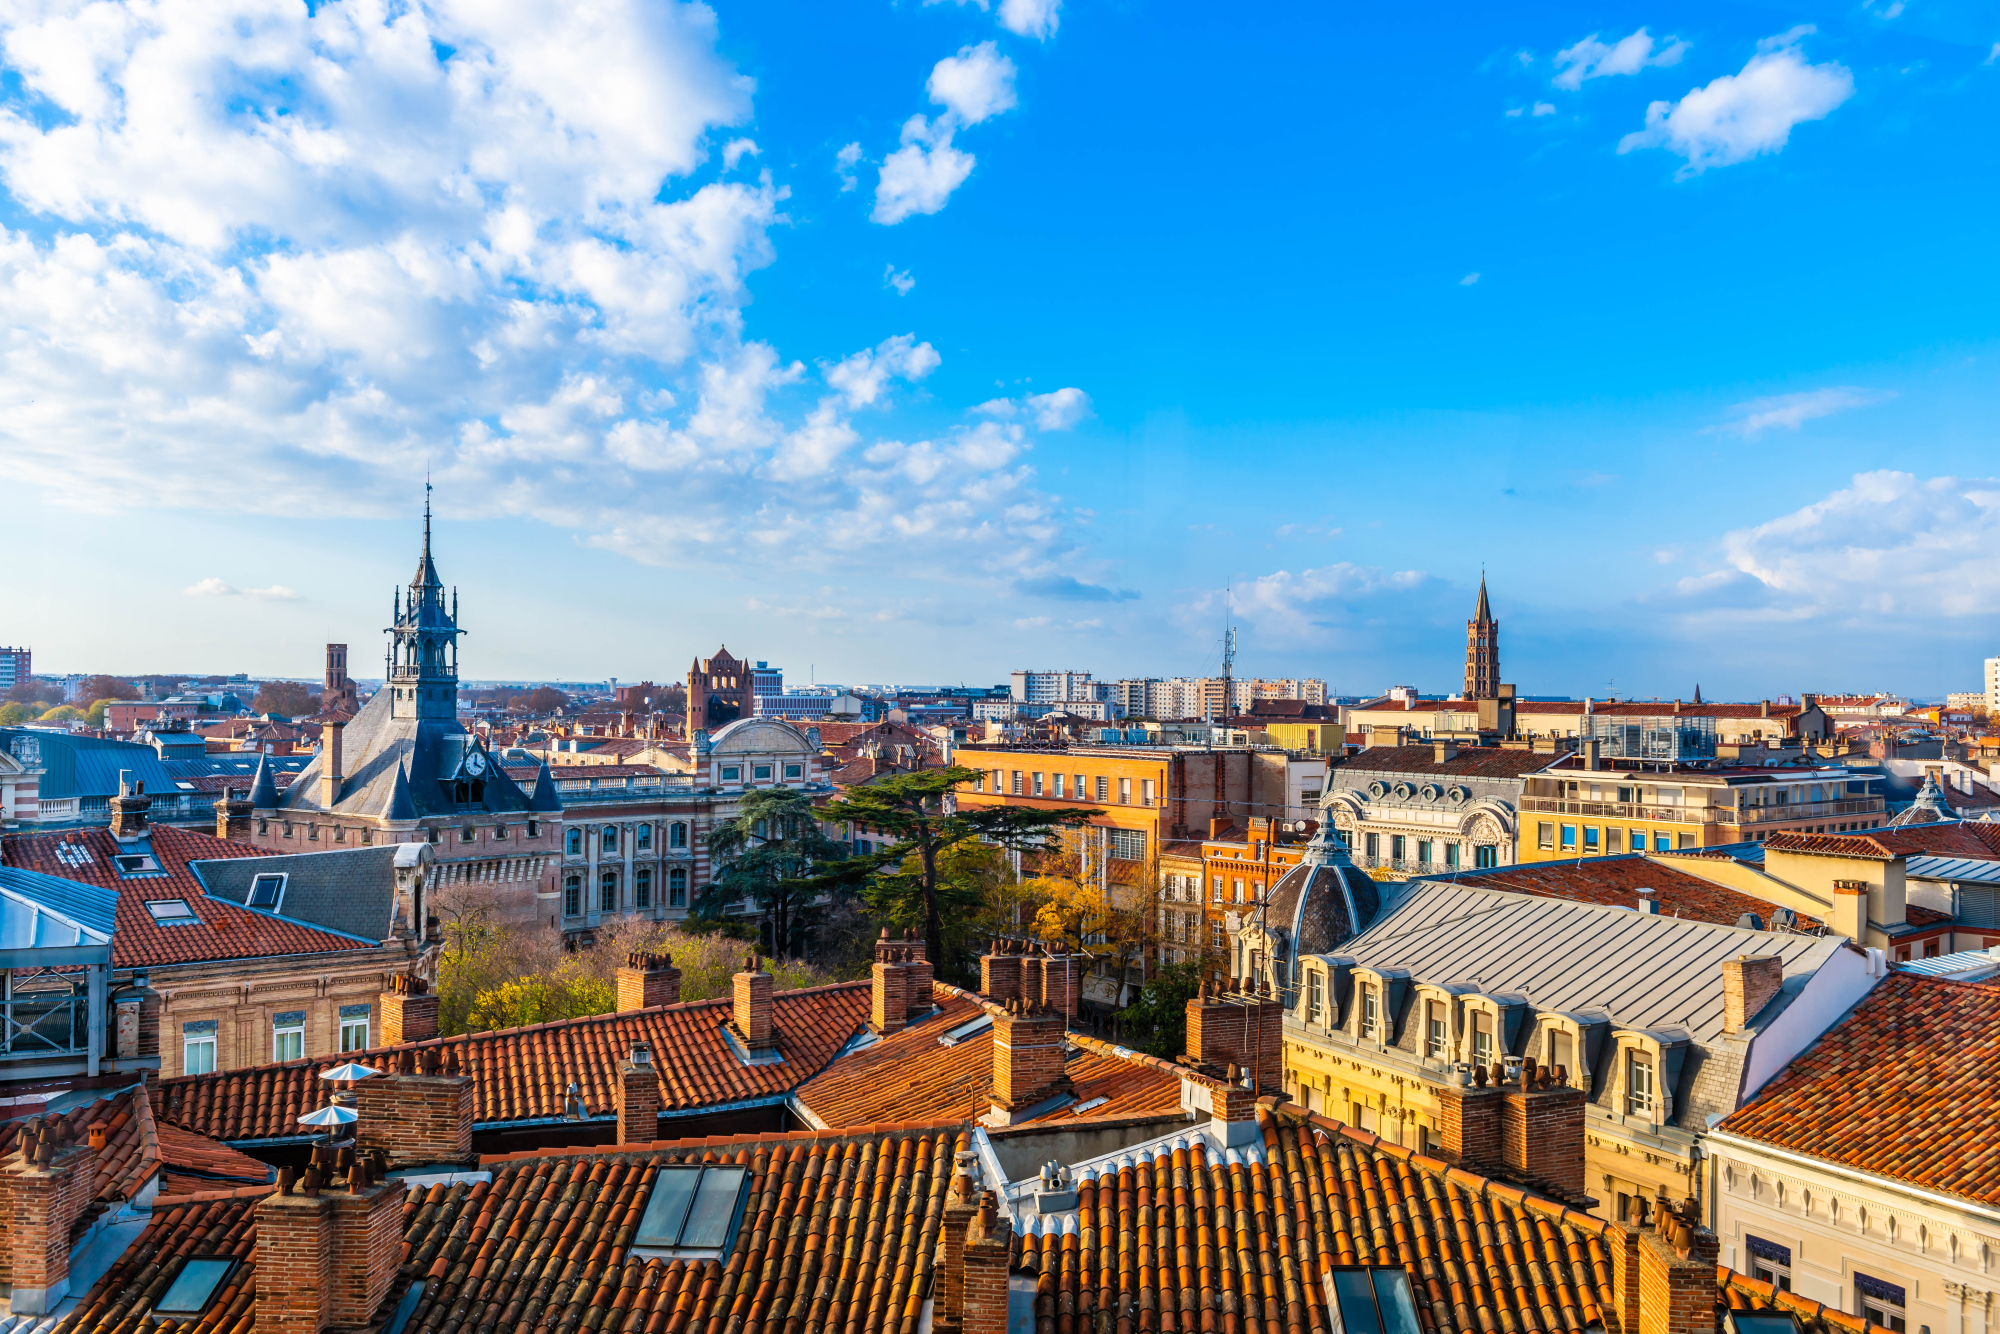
[785,763,802,779]
[1308,970,1324,1022]
[1475,844,1496,869]
[1053,774,1066,799]
[1361,986,1380,1040]
[1365,832,1379,860]
[669,866,688,907]
[637,825,653,851]
[1118,777,1131,805]
[1626,1051,1655,1116]
[1746,1236,1792,1292]
[1560,825,1577,850]
[272,1010,305,1063]
[1108,827,1147,860]
[1141,779,1156,806]
[1632,828,1649,851]
[566,828,583,856]
[1445,843,1460,870]
[183,1020,217,1075]
[1677,833,1695,849]
[146,899,199,925]
[1856,1275,1906,1333]
[1233,878,1245,902]
[1537,822,1554,851]
[1033,773,1045,797]
[1074,774,1086,801]
[460,826,475,843]
[1617,785,1634,804]
[635,867,653,909]
[1416,840,1432,865]
[1472,1010,1494,1067]
[1210,920,1225,949]
[1584,827,1600,852]
[494,824,508,841]
[1211,876,1223,902]
[247,873,286,910]
[113,853,161,874]
[1095,776,1109,801]
[340,1004,370,1052]
[600,871,618,912]
[1425,1001,1447,1059]
[1323,1266,1423,1334]
[635,1164,754,1256]
[1391,835,1406,861]
[1548,1028,1573,1081]
[564,875,581,916]
[669,822,688,849]
[1605,828,1624,853]
[155,1256,241,1317]
[602,826,619,853]
[1011,771,1024,795]
[721,765,741,782]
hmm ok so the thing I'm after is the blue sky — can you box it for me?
[2,0,1997,699]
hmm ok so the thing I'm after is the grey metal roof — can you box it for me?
[1332,880,1845,1047]
[275,688,537,821]
[189,845,405,942]
[1,728,177,801]
[1904,855,2000,885]
[1897,948,2000,979]
[0,866,118,964]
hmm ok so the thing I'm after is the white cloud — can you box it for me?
[1460,272,1480,285]
[1987,42,2000,65]
[1532,101,1556,116]
[1713,472,2000,618]
[1554,28,1689,90]
[0,0,1081,587]
[927,42,1017,125]
[1708,386,1894,436]
[249,585,302,601]
[1025,387,1090,430]
[999,0,1061,40]
[1619,28,1853,173]
[185,578,240,596]
[835,141,864,192]
[871,43,1020,225]
[1180,563,1438,646]
[884,264,915,295]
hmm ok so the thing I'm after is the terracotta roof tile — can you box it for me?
[1719,971,2000,1205]
[0,825,374,967]
[157,982,874,1141]
[1333,746,1560,779]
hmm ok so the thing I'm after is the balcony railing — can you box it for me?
[1736,798,1883,825]
[1520,796,1883,826]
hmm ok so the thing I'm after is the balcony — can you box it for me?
[1736,798,1883,825]
[1520,795,1883,827]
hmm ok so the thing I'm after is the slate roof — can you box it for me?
[1331,746,1559,780]
[155,982,875,1141]
[275,685,542,821]
[1424,856,1823,930]
[1718,971,2000,1206]
[794,987,1183,1128]
[0,728,178,801]
[1333,881,1844,1047]
[190,843,407,941]
[0,825,378,969]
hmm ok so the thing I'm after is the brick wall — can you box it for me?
[937,1167,979,1333]
[328,1181,404,1324]
[906,956,935,1015]
[1722,954,1784,1032]
[617,1057,662,1145]
[981,950,1023,1006]
[4,1143,95,1312]
[379,989,439,1045]
[355,1073,474,1167]
[1437,1083,1502,1167]
[1185,989,1285,1089]
[872,961,909,1036]
[1638,1230,1719,1334]
[1038,954,1078,1018]
[991,1004,1070,1110]
[962,1197,1014,1334]
[1501,1084,1585,1195]
[256,1191,334,1334]
[1607,1225,1642,1334]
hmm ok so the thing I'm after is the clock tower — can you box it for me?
[386,487,463,722]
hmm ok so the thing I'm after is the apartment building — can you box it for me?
[1324,740,1555,877]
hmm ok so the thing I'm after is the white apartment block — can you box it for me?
[1010,670,1098,704]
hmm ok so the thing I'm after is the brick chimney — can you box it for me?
[903,934,934,1016]
[1434,1072,1503,1169]
[1500,1061,1586,1197]
[1184,980,1284,1091]
[937,1153,982,1334]
[985,997,1071,1125]
[616,1043,661,1145]
[961,1194,1013,1334]
[214,787,255,840]
[0,1118,95,1314]
[872,933,911,1037]
[256,1167,405,1334]
[111,971,161,1064]
[319,719,345,807]
[732,954,776,1052]
[979,939,1024,1007]
[1722,954,1785,1033]
[108,771,150,842]
[1038,952,1078,1019]
[1208,1068,1261,1148]
[616,951,682,1010]
[354,1050,474,1168]
[379,974,439,1046]
[1636,1207,1721,1334]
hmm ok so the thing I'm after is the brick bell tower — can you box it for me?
[1464,573,1499,700]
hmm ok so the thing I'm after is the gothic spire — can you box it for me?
[411,481,443,602]
[1473,571,1492,623]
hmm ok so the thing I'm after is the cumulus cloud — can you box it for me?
[1709,472,2000,619]
[0,0,1078,583]
[884,264,915,295]
[1553,28,1688,89]
[872,43,1018,225]
[999,0,1062,40]
[1708,386,1895,436]
[974,387,1090,429]
[1619,28,1853,173]
[835,141,864,192]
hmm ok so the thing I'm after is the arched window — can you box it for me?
[669,822,688,849]
[600,870,618,912]
[635,867,652,909]
[669,866,688,907]
[563,875,581,916]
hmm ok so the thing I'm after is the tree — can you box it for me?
[5,681,60,707]
[866,840,1010,968]
[0,703,27,726]
[819,766,1100,980]
[702,787,854,958]
[38,706,83,724]
[1114,960,1204,1058]
[252,680,320,717]
[71,675,134,704]
[522,686,569,715]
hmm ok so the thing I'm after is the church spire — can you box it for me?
[1464,572,1500,700]
[1474,570,1492,623]
[387,489,462,722]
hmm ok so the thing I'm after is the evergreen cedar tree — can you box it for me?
[704,787,854,956]
[818,764,1101,972]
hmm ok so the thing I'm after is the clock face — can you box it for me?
[464,749,487,776]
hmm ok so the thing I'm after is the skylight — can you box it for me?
[155,1256,239,1316]
[145,899,200,925]
[248,874,286,909]
[634,1165,751,1256]
[114,854,162,875]
[1322,1266,1423,1334]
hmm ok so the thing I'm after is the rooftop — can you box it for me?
[1331,745,1562,780]
[1425,855,1822,930]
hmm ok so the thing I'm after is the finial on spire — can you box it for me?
[424,474,433,557]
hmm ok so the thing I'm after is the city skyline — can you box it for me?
[4,1,1998,695]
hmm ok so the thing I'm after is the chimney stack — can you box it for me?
[1500,1061,1586,1197]
[1831,879,1868,942]
[1433,740,1458,764]
[732,954,776,1052]
[871,932,910,1037]
[0,1118,94,1313]
[979,940,1024,1008]
[354,1056,474,1169]
[616,1043,660,1145]
[379,974,439,1046]
[320,719,345,807]
[108,771,150,841]
[215,786,255,840]
[961,1194,1014,1334]
[1434,1070,1503,1169]
[111,971,161,1063]
[1722,954,1785,1033]
[1183,980,1284,1091]
[984,999,1071,1125]
[616,951,682,1010]
[256,1163,404,1334]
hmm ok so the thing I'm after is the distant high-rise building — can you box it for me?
[1010,669,1097,704]
[0,647,28,693]
[1464,575,1499,700]
[752,662,784,697]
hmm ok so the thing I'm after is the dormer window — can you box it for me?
[1361,985,1380,1040]
[1307,969,1324,1023]
[1471,1010,1495,1068]
[247,874,286,910]
[1424,1001,1448,1060]
[113,854,161,875]
[145,899,199,925]
[1626,1051,1655,1115]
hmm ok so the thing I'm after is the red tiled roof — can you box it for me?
[795,987,1182,1128]
[1720,1266,1883,1334]
[0,825,376,967]
[1332,745,1558,779]
[58,1186,267,1334]
[155,1117,272,1192]
[1719,972,2000,1205]
[1443,857,1822,929]
[156,982,875,1140]
[0,1084,263,1213]
[1852,822,2000,860]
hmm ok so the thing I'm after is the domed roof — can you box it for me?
[1260,820,1382,958]
[1886,772,1958,828]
